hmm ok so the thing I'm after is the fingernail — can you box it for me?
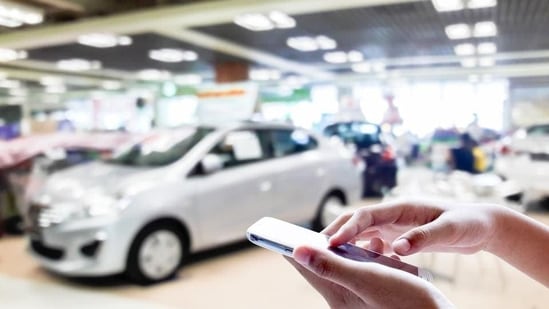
[293,249,311,265]
[394,238,411,253]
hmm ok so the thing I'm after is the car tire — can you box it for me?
[126,222,187,285]
[312,194,346,231]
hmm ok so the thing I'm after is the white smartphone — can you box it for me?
[247,217,432,281]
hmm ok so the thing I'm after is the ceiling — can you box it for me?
[0,0,548,105]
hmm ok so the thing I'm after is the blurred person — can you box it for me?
[448,132,482,174]
[287,199,549,308]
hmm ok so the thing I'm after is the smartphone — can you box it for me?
[247,217,432,281]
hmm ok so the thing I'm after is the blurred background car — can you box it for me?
[323,121,397,197]
[26,122,361,284]
[495,123,549,205]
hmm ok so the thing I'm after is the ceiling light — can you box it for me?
[287,35,336,52]
[57,59,101,71]
[117,36,132,46]
[324,51,363,64]
[0,79,20,88]
[138,69,171,81]
[174,74,202,86]
[0,48,26,62]
[454,43,476,56]
[461,58,477,67]
[234,13,274,31]
[268,11,296,29]
[102,80,122,90]
[432,0,464,12]
[149,48,198,63]
[0,1,44,28]
[287,36,319,52]
[45,85,66,94]
[234,11,295,31]
[316,36,337,50]
[78,33,119,48]
[40,76,63,86]
[445,23,471,39]
[324,51,348,64]
[372,62,386,72]
[467,0,497,9]
[284,75,309,87]
[250,69,281,81]
[478,57,495,66]
[352,62,371,73]
[477,42,497,54]
[347,50,364,63]
[473,21,497,37]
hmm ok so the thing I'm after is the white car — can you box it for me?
[495,124,549,203]
[26,122,361,284]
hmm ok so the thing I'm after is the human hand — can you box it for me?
[286,237,452,308]
[325,198,501,256]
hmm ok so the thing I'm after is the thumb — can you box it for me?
[393,219,456,256]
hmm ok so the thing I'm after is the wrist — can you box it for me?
[483,205,514,255]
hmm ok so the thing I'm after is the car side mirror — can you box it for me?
[201,154,223,174]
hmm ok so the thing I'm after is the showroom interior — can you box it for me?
[0,0,548,308]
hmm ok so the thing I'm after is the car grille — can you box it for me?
[30,240,64,260]
[530,153,549,161]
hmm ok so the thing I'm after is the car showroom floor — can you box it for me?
[1,167,548,309]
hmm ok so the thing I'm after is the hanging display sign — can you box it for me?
[195,82,258,123]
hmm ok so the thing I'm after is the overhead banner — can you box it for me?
[195,83,258,123]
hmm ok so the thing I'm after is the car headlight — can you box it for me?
[84,194,130,217]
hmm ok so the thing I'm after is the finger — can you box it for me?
[366,237,384,254]
[392,217,457,256]
[329,201,442,246]
[322,211,353,236]
[293,245,384,297]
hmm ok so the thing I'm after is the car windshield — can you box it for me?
[324,122,381,148]
[527,125,549,137]
[106,127,214,167]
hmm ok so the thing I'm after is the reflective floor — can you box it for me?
[1,167,548,308]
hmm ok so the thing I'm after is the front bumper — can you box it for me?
[28,216,130,277]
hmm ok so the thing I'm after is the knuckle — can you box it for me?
[310,255,335,279]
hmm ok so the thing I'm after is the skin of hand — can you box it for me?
[286,237,453,309]
[324,198,549,287]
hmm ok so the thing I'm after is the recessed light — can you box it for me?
[287,35,337,52]
[174,74,202,86]
[348,50,364,63]
[0,79,21,88]
[268,11,296,29]
[324,51,348,64]
[57,59,101,71]
[149,48,198,63]
[467,0,497,9]
[454,43,476,56]
[234,11,295,31]
[477,42,497,54]
[473,21,497,37]
[102,80,122,90]
[461,58,477,67]
[0,16,22,28]
[0,1,44,27]
[138,69,171,81]
[78,33,119,48]
[324,51,363,64]
[117,36,132,46]
[478,57,495,66]
[432,0,464,12]
[250,69,281,81]
[352,62,372,73]
[0,48,26,62]
[445,23,472,40]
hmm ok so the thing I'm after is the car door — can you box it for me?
[187,129,278,247]
[268,129,327,223]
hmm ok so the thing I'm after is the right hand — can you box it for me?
[324,198,503,256]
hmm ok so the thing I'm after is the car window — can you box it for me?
[527,125,549,137]
[271,129,318,157]
[209,130,269,169]
[323,122,381,149]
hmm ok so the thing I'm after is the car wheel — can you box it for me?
[126,223,186,285]
[312,194,346,231]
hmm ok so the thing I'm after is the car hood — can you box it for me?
[38,161,166,203]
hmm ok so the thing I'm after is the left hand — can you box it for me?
[285,238,453,309]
